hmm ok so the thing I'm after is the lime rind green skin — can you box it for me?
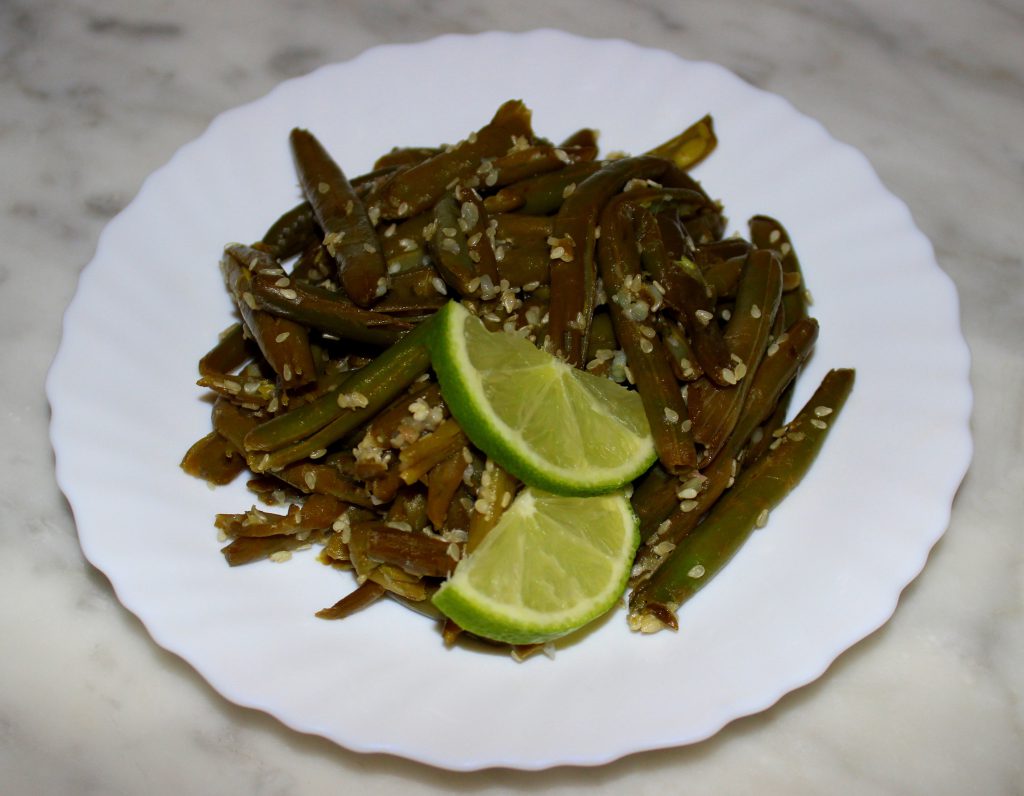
[431,489,641,645]
[428,301,657,497]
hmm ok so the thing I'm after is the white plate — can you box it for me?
[47,30,972,770]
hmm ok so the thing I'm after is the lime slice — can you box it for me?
[429,301,655,495]
[431,488,639,645]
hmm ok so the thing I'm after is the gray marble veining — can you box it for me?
[2,0,1022,793]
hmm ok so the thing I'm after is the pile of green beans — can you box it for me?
[181,101,852,648]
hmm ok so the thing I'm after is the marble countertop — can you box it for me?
[3,0,1022,792]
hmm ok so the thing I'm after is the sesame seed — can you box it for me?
[274,277,291,288]
[562,183,577,198]
[640,338,654,354]
[269,551,292,563]
[431,277,448,295]
[362,242,377,254]
[397,201,410,216]
[677,487,698,500]
[810,418,828,430]
[282,364,292,381]
[681,419,692,432]
[750,304,762,319]
[242,291,257,309]
[664,407,679,423]
[780,242,792,256]
[687,564,705,578]
[695,309,713,326]
[440,238,460,254]
[337,391,369,408]
[721,367,737,385]
[279,288,298,300]
[303,471,317,490]
[814,406,833,417]
[318,182,330,194]
[680,499,698,513]
[275,332,290,343]
[769,229,781,244]
[788,431,806,441]
[755,509,769,528]
[766,342,780,357]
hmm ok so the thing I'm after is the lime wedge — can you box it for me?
[431,488,639,644]
[429,301,656,495]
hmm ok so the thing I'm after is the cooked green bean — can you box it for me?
[629,368,854,631]
[290,127,388,307]
[371,100,534,220]
[549,155,669,367]
[597,191,696,472]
